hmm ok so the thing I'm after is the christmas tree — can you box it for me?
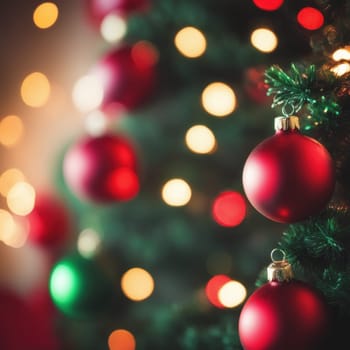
[0,0,349,349]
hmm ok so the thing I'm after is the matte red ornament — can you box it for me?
[239,250,330,350]
[91,44,157,114]
[85,0,150,27]
[63,133,139,203]
[242,116,335,223]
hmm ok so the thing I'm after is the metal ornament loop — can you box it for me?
[281,102,295,117]
[270,248,286,263]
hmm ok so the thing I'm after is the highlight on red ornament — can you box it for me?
[252,0,284,11]
[297,7,324,31]
[212,191,246,227]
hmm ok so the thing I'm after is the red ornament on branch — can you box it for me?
[238,249,330,350]
[242,116,335,223]
[63,133,140,203]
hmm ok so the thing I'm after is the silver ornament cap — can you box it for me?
[267,248,293,282]
[274,116,300,132]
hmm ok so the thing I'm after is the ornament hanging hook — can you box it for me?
[270,248,286,263]
[281,100,295,117]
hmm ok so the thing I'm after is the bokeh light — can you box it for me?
[0,209,16,240]
[72,74,104,113]
[205,274,231,308]
[1,217,28,248]
[297,7,324,31]
[252,0,284,11]
[84,110,109,136]
[218,280,247,308]
[161,178,192,206]
[174,26,207,58]
[0,168,26,197]
[108,329,136,350]
[6,181,36,216]
[121,267,155,301]
[201,82,236,117]
[100,13,127,43]
[33,2,59,29]
[185,125,216,154]
[21,72,51,107]
[331,62,350,76]
[0,115,24,147]
[77,228,102,259]
[250,28,278,53]
[212,191,246,227]
[332,47,350,61]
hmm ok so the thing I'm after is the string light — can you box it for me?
[77,228,101,259]
[252,0,284,11]
[33,2,59,29]
[174,26,207,58]
[0,168,26,197]
[108,329,136,350]
[331,62,350,77]
[100,14,127,43]
[161,178,192,206]
[6,181,36,216]
[218,280,247,308]
[250,28,278,53]
[185,125,216,154]
[332,47,350,61]
[0,115,24,147]
[201,82,237,117]
[21,72,51,107]
[121,267,155,301]
[297,7,324,31]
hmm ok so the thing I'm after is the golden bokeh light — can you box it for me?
[6,181,36,216]
[331,62,350,76]
[185,124,216,154]
[201,82,237,117]
[161,178,192,206]
[21,72,51,107]
[174,26,207,58]
[332,47,350,61]
[100,14,127,43]
[0,209,16,241]
[218,280,247,308]
[72,74,104,113]
[0,115,24,147]
[250,28,278,53]
[0,168,26,197]
[84,110,108,136]
[108,329,136,350]
[33,2,59,29]
[77,228,101,259]
[121,267,155,301]
[2,218,28,248]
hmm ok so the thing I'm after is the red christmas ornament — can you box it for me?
[27,192,72,249]
[238,249,330,350]
[242,116,335,223]
[91,44,157,114]
[63,133,140,203]
[85,0,150,27]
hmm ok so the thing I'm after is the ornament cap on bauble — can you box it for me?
[267,248,293,282]
[274,115,300,131]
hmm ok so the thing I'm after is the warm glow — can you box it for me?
[0,115,24,147]
[218,280,247,308]
[250,28,278,53]
[331,62,350,76]
[77,228,101,259]
[297,7,324,31]
[2,218,28,248]
[85,110,108,136]
[100,13,127,43]
[6,181,36,216]
[0,209,16,242]
[72,74,104,113]
[332,47,350,61]
[21,72,51,107]
[161,178,192,206]
[0,168,26,197]
[174,26,207,58]
[205,274,231,308]
[108,329,136,350]
[201,82,237,117]
[121,267,155,301]
[33,2,59,29]
[185,125,216,154]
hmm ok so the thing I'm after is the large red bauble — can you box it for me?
[63,133,139,203]
[91,44,156,113]
[242,129,335,223]
[27,193,72,249]
[238,280,329,350]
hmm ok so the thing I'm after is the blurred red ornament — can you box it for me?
[252,0,283,11]
[212,191,246,227]
[85,0,150,26]
[63,133,139,203]
[244,67,271,104]
[27,193,72,249]
[242,116,335,223]
[239,250,330,350]
[205,274,231,308]
[297,7,324,31]
[91,43,157,114]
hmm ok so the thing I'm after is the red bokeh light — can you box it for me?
[205,274,231,308]
[252,0,284,11]
[212,191,246,227]
[297,7,324,31]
